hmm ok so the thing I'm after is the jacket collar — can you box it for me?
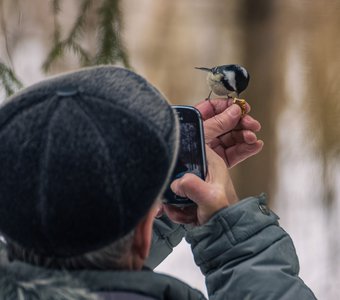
[0,248,206,300]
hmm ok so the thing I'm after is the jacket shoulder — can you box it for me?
[0,251,206,300]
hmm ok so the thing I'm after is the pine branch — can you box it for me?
[0,0,14,68]
[43,0,129,71]
[52,0,62,43]
[67,42,91,66]
[67,0,93,42]
[42,41,64,72]
[0,1,23,97]
[43,0,93,72]
[0,61,23,97]
[95,0,130,67]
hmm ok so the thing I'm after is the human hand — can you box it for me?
[163,147,238,225]
[159,98,262,225]
[195,98,264,167]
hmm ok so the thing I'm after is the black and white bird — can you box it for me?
[195,64,250,100]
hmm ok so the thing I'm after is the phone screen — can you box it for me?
[164,106,207,206]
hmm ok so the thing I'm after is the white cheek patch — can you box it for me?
[239,66,248,78]
[223,70,236,91]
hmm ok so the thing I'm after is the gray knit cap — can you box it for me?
[0,66,179,258]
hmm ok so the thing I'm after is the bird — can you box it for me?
[195,64,250,100]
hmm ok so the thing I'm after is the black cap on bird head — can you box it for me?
[195,64,250,95]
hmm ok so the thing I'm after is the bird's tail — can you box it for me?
[194,67,212,72]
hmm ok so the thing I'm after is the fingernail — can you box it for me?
[170,181,178,193]
[228,104,241,117]
[247,131,257,143]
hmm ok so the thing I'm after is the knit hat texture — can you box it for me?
[0,66,179,258]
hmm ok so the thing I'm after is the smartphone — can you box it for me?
[164,105,207,206]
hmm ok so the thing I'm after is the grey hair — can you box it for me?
[5,230,135,270]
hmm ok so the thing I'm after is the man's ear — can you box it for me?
[131,205,159,269]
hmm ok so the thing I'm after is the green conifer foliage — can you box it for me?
[0,0,129,97]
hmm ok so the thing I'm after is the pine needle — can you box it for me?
[43,0,93,72]
[95,0,130,67]
[0,61,23,97]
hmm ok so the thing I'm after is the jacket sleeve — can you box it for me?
[144,214,186,269]
[185,194,317,300]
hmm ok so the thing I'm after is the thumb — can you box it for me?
[170,173,211,205]
[204,104,242,142]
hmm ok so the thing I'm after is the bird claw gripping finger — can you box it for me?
[233,98,247,115]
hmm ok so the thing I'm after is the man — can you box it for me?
[0,66,316,299]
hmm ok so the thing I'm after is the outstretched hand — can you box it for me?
[195,98,263,168]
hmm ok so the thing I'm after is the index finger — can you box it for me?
[195,98,251,120]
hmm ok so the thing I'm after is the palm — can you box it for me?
[195,99,263,168]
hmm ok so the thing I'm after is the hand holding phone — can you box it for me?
[166,146,238,225]
[163,99,262,223]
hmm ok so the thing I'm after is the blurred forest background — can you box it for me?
[1,0,340,299]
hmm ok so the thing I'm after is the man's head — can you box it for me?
[0,66,179,269]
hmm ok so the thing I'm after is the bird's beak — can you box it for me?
[195,67,212,72]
